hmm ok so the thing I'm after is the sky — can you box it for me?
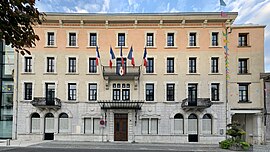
[35,0,270,72]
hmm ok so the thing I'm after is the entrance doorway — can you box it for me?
[188,113,198,142]
[44,113,54,140]
[114,113,128,141]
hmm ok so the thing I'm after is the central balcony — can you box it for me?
[181,98,212,111]
[102,66,140,80]
[31,97,61,110]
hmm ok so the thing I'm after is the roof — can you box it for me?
[42,12,238,25]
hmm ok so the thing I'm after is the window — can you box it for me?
[118,33,125,46]
[239,83,249,102]
[89,83,97,101]
[167,33,174,46]
[211,57,219,73]
[166,84,175,101]
[189,58,196,73]
[47,32,55,46]
[211,32,218,46]
[47,57,55,73]
[68,57,76,73]
[84,118,92,134]
[112,83,130,100]
[189,33,196,46]
[141,118,158,134]
[238,33,248,46]
[93,118,100,134]
[146,58,154,73]
[146,33,154,46]
[31,113,40,133]
[202,114,212,134]
[146,83,154,101]
[25,57,32,72]
[238,59,248,74]
[68,83,76,101]
[45,83,55,102]
[89,33,97,46]
[174,114,184,134]
[167,58,174,73]
[69,33,76,46]
[188,84,197,106]
[211,83,219,101]
[24,83,32,100]
[89,58,97,73]
[59,113,69,133]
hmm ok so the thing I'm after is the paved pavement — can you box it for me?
[0,140,270,151]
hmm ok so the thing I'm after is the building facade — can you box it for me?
[13,13,265,144]
[0,41,14,139]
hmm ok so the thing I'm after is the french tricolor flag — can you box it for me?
[109,47,115,68]
[127,46,135,67]
[96,46,100,66]
[143,47,147,67]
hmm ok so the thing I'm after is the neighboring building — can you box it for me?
[13,12,265,144]
[261,73,270,142]
[0,41,14,139]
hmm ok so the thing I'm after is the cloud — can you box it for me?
[101,0,110,13]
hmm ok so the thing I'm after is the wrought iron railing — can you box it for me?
[31,97,61,109]
[181,98,212,109]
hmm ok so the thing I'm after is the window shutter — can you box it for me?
[174,119,183,134]
[188,119,197,134]
[84,118,92,134]
[31,118,40,133]
[59,118,69,133]
[45,117,54,133]
[202,119,212,134]
[151,119,158,134]
[93,118,100,134]
[141,119,149,134]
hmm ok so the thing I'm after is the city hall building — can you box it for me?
[12,12,265,144]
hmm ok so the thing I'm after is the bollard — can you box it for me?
[6,139,10,146]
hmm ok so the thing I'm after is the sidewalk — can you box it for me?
[1,140,270,151]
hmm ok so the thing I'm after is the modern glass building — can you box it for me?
[0,41,14,138]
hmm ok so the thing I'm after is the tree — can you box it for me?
[0,0,45,55]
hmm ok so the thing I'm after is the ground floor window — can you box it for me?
[84,118,101,134]
[174,113,184,134]
[202,114,212,134]
[59,113,69,133]
[31,113,40,133]
[141,118,158,135]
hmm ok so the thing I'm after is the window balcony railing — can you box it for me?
[31,97,61,109]
[102,66,140,80]
[181,98,212,110]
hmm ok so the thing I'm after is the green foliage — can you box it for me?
[0,0,45,55]
[240,142,250,150]
[219,121,251,151]
[219,139,233,149]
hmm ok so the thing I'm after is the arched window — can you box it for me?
[174,113,184,134]
[202,114,212,134]
[59,113,69,133]
[45,113,54,133]
[31,113,40,133]
[188,114,198,135]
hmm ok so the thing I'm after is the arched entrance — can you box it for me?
[188,113,198,142]
[44,113,54,140]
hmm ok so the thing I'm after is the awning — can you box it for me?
[97,100,144,110]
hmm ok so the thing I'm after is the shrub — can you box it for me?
[220,139,233,149]
[240,142,250,150]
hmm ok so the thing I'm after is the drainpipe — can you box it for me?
[13,52,19,140]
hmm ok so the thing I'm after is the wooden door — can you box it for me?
[114,114,128,141]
